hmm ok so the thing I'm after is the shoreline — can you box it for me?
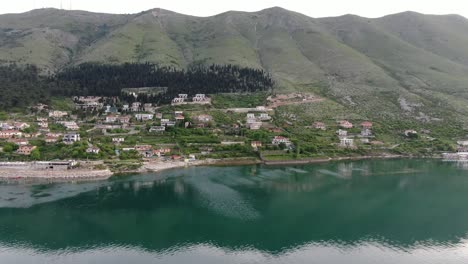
[0,154,424,183]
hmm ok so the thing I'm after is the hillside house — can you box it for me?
[361,128,372,137]
[8,138,29,146]
[340,138,354,148]
[248,122,262,130]
[112,137,125,143]
[63,133,80,144]
[336,129,348,137]
[48,111,68,118]
[131,102,141,112]
[259,113,271,121]
[251,141,263,150]
[161,119,176,127]
[135,114,154,121]
[135,145,152,152]
[149,126,166,133]
[14,122,30,130]
[339,120,353,129]
[105,115,119,123]
[178,94,188,99]
[195,114,213,123]
[155,113,163,119]
[0,130,22,139]
[38,122,48,128]
[193,94,207,102]
[172,98,185,104]
[404,130,418,137]
[17,145,36,155]
[361,121,373,129]
[86,146,100,154]
[45,136,59,143]
[313,122,326,130]
[59,121,79,130]
[272,136,292,146]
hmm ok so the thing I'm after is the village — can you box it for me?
[0,91,453,177]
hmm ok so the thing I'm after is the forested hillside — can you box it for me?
[0,63,273,109]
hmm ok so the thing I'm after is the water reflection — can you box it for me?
[0,159,468,263]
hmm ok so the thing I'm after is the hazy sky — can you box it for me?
[1,0,468,18]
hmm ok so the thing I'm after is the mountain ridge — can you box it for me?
[2,7,468,123]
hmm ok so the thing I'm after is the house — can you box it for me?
[193,94,207,102]
[339,120,353,129]
[361,121,373,129]
[105,115,119,123]
[312,122,326,130]
[48,111,68,118]
[175,114,185,121]
[336,129,348,137]
[195,114,213,123]
[14,122,30,130]
[361,128,372,137]
[248,122,262,130]
[8,138,29,145]
[155,113,163,119]
[135,114,154,121]
[272,136,291,146]
[178,94,188,99]
[37,117,48,122]
[172,98,185,104]
[122,104,130,111]
[143,103,153,111]
[38,122,48,128]
[161,119,176,127]
[135,145,152,152]
[63,133,80,144]
[131,102,141,112]
[45,136,59,143]
[149,126,166,133]
[112,137,125,143]
[251,141,263,149]
[247,113,256,120]
[122,147,136,151]
[340,138,354,148]
[17,145,36,155]
[0,122,13,130]
[117,115,131,124]
[259,113,271,121]
[0,130,22,139]
[86,146,100,154]
[256,106,266,111]
[457,140,468,146]
[58,121,79,130]
[172,155,182,160]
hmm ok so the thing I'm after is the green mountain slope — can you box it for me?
[2,7,468,123]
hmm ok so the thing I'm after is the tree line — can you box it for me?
[0,62,274,109]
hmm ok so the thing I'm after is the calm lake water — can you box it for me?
[1,159,468,263]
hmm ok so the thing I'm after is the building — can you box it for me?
[259,113,271,121]
[105,115,119,123]
[135,145,152,152]
[195,114,213,123]
[45,136,59,143]
[112,137,125,143]
[118,115,131,124]
[193,94,207,102]
[14,122,30,130]
[86,146,100,154]
[361,128,372,137]
[272,136,291,146]
[58,121,79,130]
[336,129,348,137]
[131,102,141,112]
[312,122,326,130]
[17,145,36,155]
[135,114,154,121]
[248,122,262,130]
[0,130,23,139]
[339,120,353,129]
[155,113,163,119]
[247,113,256,120]
[178,94,188,99]
[149,126,166,133]
[361,121,373,129]
[48,111,68,118]
[38,122,48,128]
[8,138,29,146]
[251,141,263,150]
[340,138,354,148]
[63,133,80,144]
[175,114,185,121]
[161,119,176,127]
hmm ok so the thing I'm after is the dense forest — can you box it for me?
[0,63,274,109]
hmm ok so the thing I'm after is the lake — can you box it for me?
[1,159,468,263]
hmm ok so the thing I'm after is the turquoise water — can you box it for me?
[1,159,468,263]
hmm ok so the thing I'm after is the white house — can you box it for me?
[63,133,80,144]
[112,137,125,143]
[86,146,100,154]
[272,136,291,146]
[135,114,154,121]
[149,126,166,132]
[340,138,354,148]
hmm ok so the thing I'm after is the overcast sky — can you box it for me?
[1,0,468,18]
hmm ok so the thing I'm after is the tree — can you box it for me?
[30,148,41,160]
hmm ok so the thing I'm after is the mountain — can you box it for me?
[2,7,468,124]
